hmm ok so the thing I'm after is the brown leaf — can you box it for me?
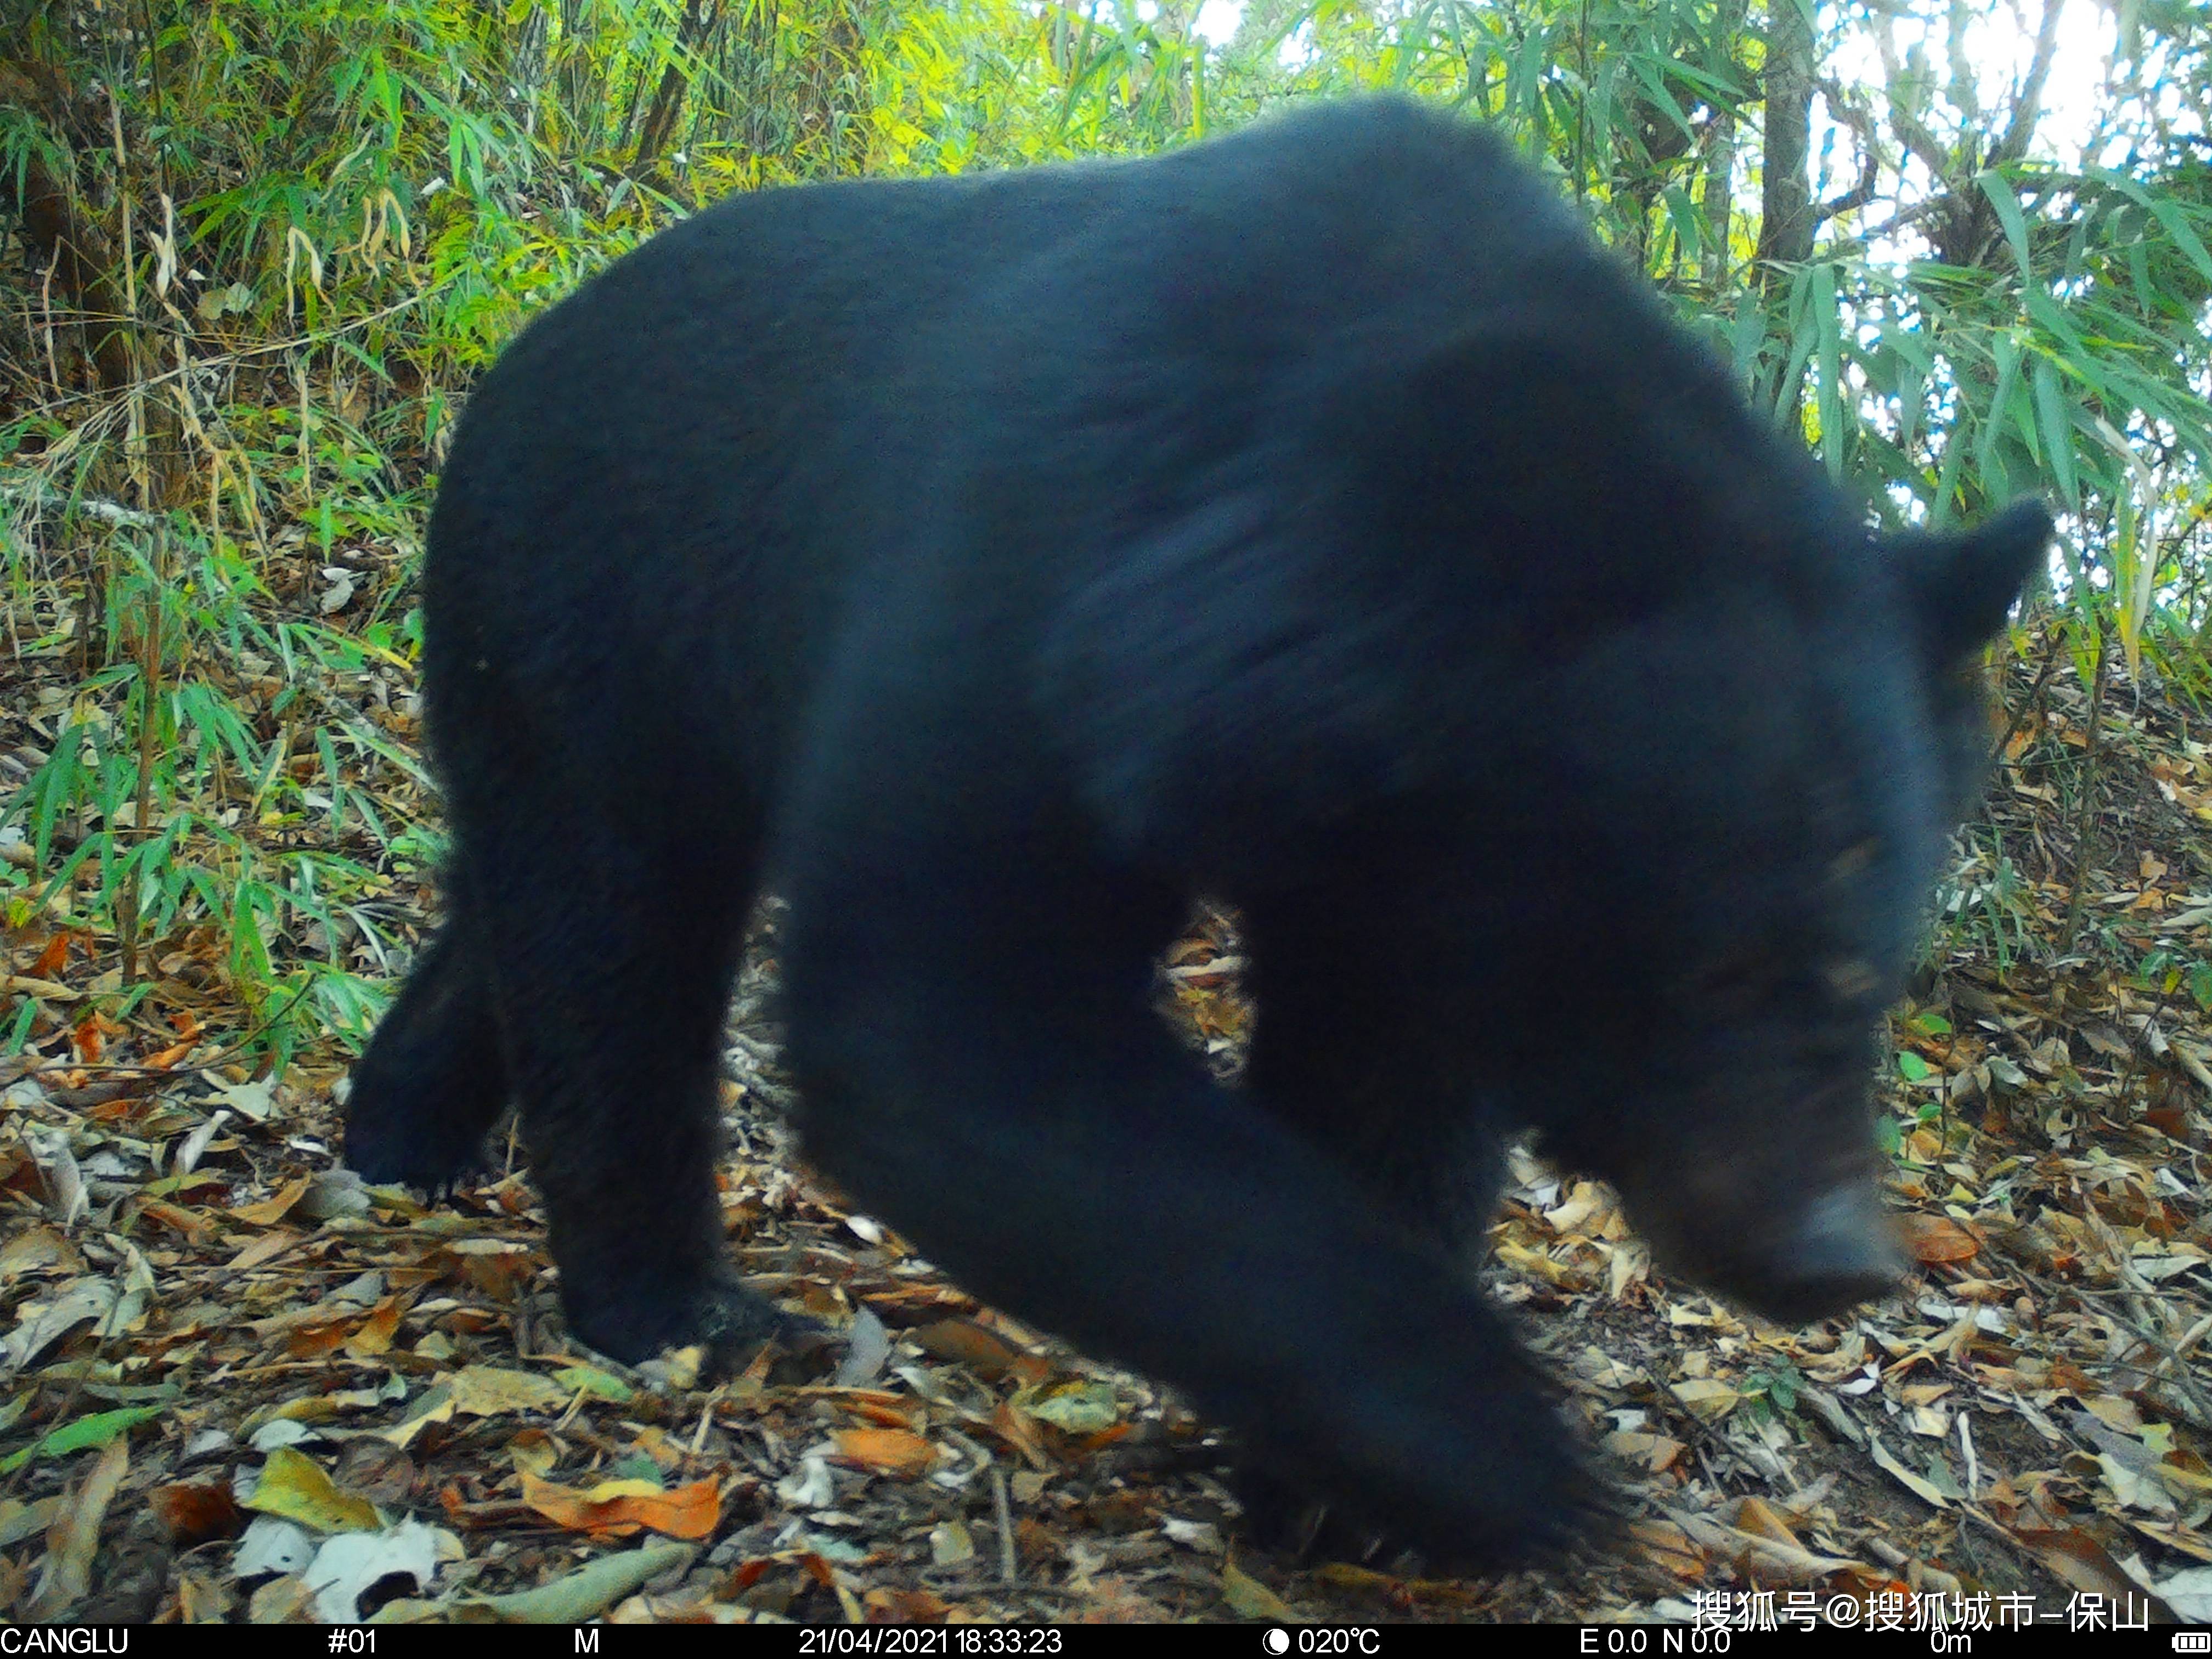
[439,1242,537,1301]
[285,1321,351,1359]
[519,1471,721,1539]
[2013,1528,2175,1619]
[911,1318,1020,1380]
[2144,1098,2192,1140]
[862,1586,950,1622]
[833,1427,938,1478]
[1906,1214,1980,1265]
[134,1199,218,1244]
[31,932,72,977]
[1604,1428,1686,1472]
[27,1432,129,1618]
[150,1480,243,1545]
[231,1175,312,1227]
[1731,1495,1801,1547]
[837,1395,920,1430]
[988,1401,1051,1470]
[343,1295,404,1358]
[247,1576,314,1623]
[140,1036,198,1070]
[1628,1517,1706,1580]
[224,1228,303,1272]
[69,1012,121,1064]
[176,1567,234,1623]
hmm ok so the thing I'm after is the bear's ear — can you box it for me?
[1911,499,2051,661]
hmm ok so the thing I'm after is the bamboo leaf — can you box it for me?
[2031,358,2079,508]
[1976,170,2036,285]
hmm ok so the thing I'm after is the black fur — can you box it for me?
[347,97,2050,1564]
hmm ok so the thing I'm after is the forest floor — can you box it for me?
[4,616,2212,1626]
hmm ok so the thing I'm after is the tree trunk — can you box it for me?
[1756,0,1816,283]
[0,61,132,391]
[635,0,714,169]
[1701,0,1749,295]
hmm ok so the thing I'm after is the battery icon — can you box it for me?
[2173,1634,2210,1651]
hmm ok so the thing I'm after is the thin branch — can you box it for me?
[1992,0,2064,169]
[1813,79,1883,228]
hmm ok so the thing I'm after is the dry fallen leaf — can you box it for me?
[518,1471,721,1540]
[1629,1518,1706,1580]
[2015,1527,2176,1619]
[1867,1433,1953,1509]
[1605,1428,1687,1472]
[26,1432,129,1619]
[152,1480,245,1545]
[447,1364,566,1417]
[1669,1377,1741,1422]
[1220,1559,1295,1619]
[833,1427,938,1478]
[343,1296,405,1358]
[911,1317,1021,1380]
[1906,1214,1981,1265]
[231,1175,312,1227]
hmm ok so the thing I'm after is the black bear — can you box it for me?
[346,95,2050,1564]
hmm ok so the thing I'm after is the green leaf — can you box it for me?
[1976,170,2036,284]
[2187,964,2212,1012]
[0,1406,161,1475]
[1897,1051,1932,1082]
[1627,58,1693,142]
[1661,185,1703,267]
[2021,286,2083,354]
[551,1365,633,1403]
[1813,262,1843,477]
[1729,303,1769,391]
[2085,165,2212,292]
[2032,358,2079,507]
[1978,331,2023,490]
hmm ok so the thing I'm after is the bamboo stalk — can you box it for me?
[121,526,166,988]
